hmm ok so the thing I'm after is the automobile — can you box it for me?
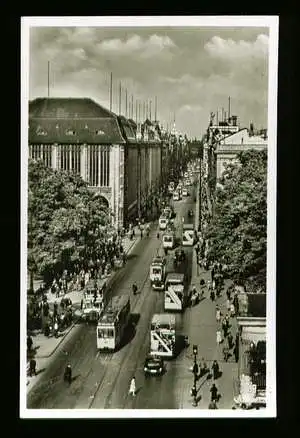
[182,188,188,197]
[144,355,165,376]
[173,191,180,201]
[159,216,168,230]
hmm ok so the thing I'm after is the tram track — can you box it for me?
[87,240,163,409]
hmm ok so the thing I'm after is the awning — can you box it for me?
[242,326,266,343]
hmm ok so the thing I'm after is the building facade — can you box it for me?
[29,98,164,229]
[234,290,267,408]
[214,128,268,180]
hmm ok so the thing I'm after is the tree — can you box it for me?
[28,159,110,286]
[204,149,267,290]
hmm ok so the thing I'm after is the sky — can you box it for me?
[29,25,270,138]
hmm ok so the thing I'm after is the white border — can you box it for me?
[20,15,278,418]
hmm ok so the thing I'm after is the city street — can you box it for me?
[27,190,195,409]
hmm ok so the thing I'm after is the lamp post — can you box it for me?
[191,344,198,406]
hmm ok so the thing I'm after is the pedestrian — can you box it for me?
[210,383,218,402]
[199,357,208,377]
[132,283,138,295]
[227,332,234,349]
[216,329,222,345]
[211,360,220,380]
[230,302,235,317]
[27,335,33,352]
[53,301,58,318]
[234,336,239,363]
[128,376,136,397]
[210,290,215,302]
[222,319,228,338]
[29,358,37,377]
[64,364,72,384]
[223,345,229,362]
[226,288,231,301]
[226,298,231,312]
[216,305,222,322]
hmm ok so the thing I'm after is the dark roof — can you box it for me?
[117,116,137,143]
[29,97,115,119]
[29,117,126,144]
[28,98,132,144]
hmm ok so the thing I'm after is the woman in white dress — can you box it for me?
[230,303,235,317]
[129,377,136,396]
[216,306,222,322]
[216,330,222,344]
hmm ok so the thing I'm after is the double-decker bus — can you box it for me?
[150,313,176,357]
[96,295,130,351]
[182,223,196,246]
[164,272,190,311]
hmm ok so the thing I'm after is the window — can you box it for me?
[36,126,47,136]
[152,268,161,275]
[88,146,110,187]
[66,129,76,136]
[88,145,99,186]
[97,328,114,338]
[58,144,81,173]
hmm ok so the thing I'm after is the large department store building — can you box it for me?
[28,97,163,229]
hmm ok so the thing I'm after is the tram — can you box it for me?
[96,295,130,351]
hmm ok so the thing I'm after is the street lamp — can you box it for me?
[191,344,199,407]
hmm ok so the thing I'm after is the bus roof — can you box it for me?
[166,273,185,282]
[183,223,194,230]
[152,256,165,265]
[152,313,176,325]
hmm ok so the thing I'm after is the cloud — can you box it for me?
[204,34,269,60]
[179,104,203,113]
[29,27,270,137]
[96,34,176,58]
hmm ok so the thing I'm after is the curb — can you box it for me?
[35,321,77,359]
[34,236,140,359]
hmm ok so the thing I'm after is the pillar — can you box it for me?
[80,144,87,182]
[51,143,58,170]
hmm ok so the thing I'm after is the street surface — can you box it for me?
[27,188,196,409]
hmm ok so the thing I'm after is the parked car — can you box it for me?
[144,355,165,376]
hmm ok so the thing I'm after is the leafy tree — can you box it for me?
[204,149,267,290]
[28,159,110,287]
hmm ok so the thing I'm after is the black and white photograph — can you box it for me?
[20,16,278,418]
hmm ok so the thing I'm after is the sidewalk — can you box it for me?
[176,183,239,409]
[26,228,144,391]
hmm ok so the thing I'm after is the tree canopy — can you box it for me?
[204,149,267,291]
[28,159,111,286]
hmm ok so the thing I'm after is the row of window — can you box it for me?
[36,127,105,136]
[29,144,110,187]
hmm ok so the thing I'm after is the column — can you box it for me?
[51,143,58,170]
[80,144,87,182]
